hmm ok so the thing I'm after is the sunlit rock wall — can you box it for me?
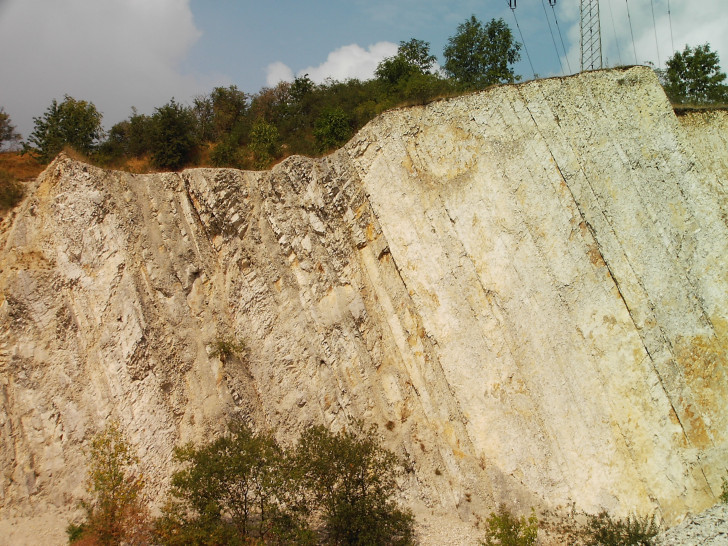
[1,66,726,544]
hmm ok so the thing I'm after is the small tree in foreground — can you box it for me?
[584,511,659,545]
[154,421,311,545]
[482,504,538,546]
[68,422,150,545]
[294,422,415,545]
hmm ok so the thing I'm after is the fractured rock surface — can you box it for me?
[1,67,726,544]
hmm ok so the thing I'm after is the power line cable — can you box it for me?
[650,0,661,67]
[606,0,624,66]
[667,0,675,57]
[507,2,536,79]
[550,0,572,73]
[625,0,638,64]
[542,0,565,74]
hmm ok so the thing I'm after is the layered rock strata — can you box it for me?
[1,66,726,544]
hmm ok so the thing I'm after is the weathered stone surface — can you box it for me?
[0,67,726,544]
[656,503,728,545]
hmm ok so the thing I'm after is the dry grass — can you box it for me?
[0,152,44,181]
[673,103,728,116]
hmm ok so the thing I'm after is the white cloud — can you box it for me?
[0,0,210,137]
[265,61,295,87]
[303,42,398,83]
[267,42,398,88]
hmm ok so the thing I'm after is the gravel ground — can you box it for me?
[655,503,728,546]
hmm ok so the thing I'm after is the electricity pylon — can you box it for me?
[580,0,602,70]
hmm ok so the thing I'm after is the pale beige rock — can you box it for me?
[0,67,726,544]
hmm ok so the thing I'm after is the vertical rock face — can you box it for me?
[0,67,726,543]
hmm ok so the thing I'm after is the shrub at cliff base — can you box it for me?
[67,422,151,545]
[154,422,312,545]
[294,422,415,546]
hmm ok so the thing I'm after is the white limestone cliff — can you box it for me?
[1,66,726,544]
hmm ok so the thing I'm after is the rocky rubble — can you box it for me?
[656,503,728,545]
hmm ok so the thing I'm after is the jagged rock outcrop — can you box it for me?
[1,67,726,544]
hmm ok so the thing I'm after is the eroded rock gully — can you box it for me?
[1,67,726,544]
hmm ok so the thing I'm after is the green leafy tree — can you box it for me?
[482,504,538,546]
[24,95,103,162]
[663,43,728,104]
[399,38,438,73]
[443,16,521,90]
[0,107,21,150]
[209,85,248,139]
[294,423,414,545]
[376,39,437,86]
[249,118,280,169]
[192,94,215,143]
[209,136,244,168]
[150,99,198,170]
[155,422,310,545]
[98,108,155,163]
[68,422,150,545]
[289,74,316,103]
[313,107,351,153]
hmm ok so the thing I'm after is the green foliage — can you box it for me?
[294,422,415,545]
[249,118,280,169]
[482,505,538,546]
[0,107,21,150]
[65,522,87,543]
[583,511,659,546]
[0,170,24,211]
[209,85,249,139]
[209,136,244,169]
[209,336,245,362]
[69,422,150,545]
[98,108,155,164]
[150,99,198,170]
[376,38,437,87]
[193,85,250,144]
[444,16,522,90]
[313,107,351,152]
[376,55,421,86]
[664,43,728,104]
[155,421,309,545]
[24,95,103,162]
[720,473,728,504]
[399,38,438,74]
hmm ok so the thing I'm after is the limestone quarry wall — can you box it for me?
[1,66,726,544]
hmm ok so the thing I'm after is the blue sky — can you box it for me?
[0,0,725,139]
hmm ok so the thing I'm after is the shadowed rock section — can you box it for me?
[1,67,726,544]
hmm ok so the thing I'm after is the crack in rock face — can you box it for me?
[1,67,727,544]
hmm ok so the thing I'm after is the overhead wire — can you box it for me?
[606,0,624,66]
[507,1,536,79]
[549,0,572,73]
[667,0,675,57]
[625,0,638,64]
[649,0,661,67]
[541,0,565,75]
